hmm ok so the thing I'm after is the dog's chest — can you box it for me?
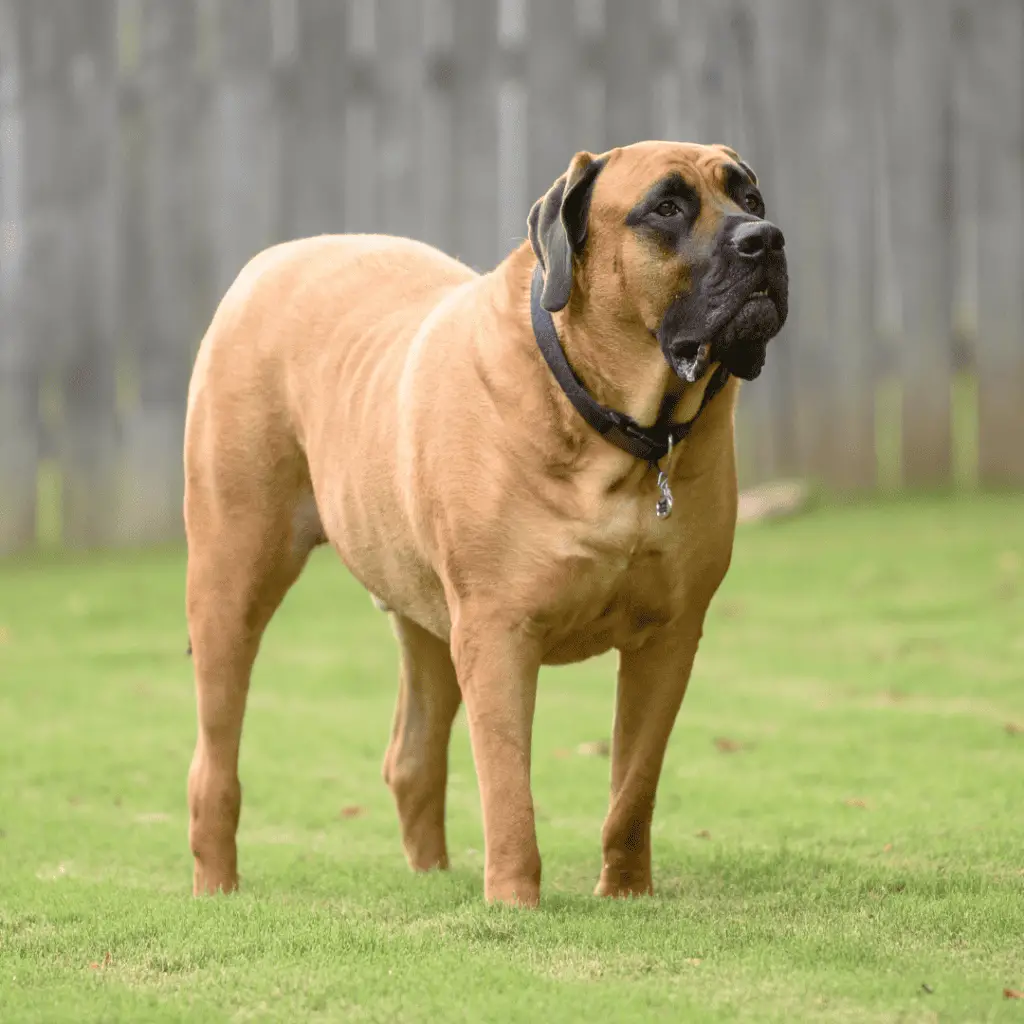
[535,499,683,665]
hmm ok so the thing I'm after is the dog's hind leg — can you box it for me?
[382,614,462,871]
[185,503,313,895]
[184,405,318,895]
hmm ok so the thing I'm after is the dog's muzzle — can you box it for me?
[715,219,787,379]
[659,216,789,383]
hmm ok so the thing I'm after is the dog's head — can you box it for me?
[528,141,788,382]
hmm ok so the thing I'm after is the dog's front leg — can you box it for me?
[451,618,542,906]
[596,622,705,899]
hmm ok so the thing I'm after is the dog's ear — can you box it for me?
[527,151,606,312]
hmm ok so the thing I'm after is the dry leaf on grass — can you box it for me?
[844,798,869,809]
[339,805,365,819]
[1004,988,1024,1000]
[1005,723,1024,736]
[713,737,744,754]
[883,843,893,853]
[685,958,702,966]
[0,626,9,645]
[717,601,744,620]
[737,480,811,524]
[695,829,711,840]
[997,551,1021,575]
[134,812,170,824]
[576,740,610,758]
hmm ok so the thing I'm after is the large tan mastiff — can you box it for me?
[184,140,788,906]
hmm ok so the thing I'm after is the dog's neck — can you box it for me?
[495,244,718,438]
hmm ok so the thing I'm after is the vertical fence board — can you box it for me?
[887,0,955,487]
[277,0,347,241]
[753,0,832,486]
[116,0,206,544]
[420,0,455,255]
[378,0,425,242]
[452,0,500,270]
[496,0,527,258]
[343,0,377,235]
[526,0,580,209]
[819,1,878,489]
[730,0,794,486]
[0,0,37,553]
[58,0,120,548]
[972,0,1024,486]
[650,0,678,141]
[604,0,652,148]
[211,0,278,297]
[15,0,70,548]
[575,0,606,152]
[678,0,731,145]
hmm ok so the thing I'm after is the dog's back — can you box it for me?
[187,233,475,426]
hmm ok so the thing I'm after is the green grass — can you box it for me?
[1,494,1023,1023]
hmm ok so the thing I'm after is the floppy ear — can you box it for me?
[527,152,606,312]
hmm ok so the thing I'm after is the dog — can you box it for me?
[183,140,788,906]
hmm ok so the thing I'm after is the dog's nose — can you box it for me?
[731,220,785,260]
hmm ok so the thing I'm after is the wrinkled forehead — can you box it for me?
[592,141,750,212]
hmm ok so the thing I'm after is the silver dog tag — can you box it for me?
[655,437,674,519]
[655,469,673,519]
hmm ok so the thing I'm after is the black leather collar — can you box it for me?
[529,263,731,466]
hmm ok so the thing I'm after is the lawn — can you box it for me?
[1,493,1022,1023]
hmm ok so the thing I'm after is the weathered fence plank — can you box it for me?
[652,0,682,141]
[13,2,71,550]
[818,0,878,489]
[117,0,207,544]
[378,0,427,244]
[342,0,377,235]
[574,0,606,152]
[452,0,500,270]
[526,0,581,210]
[886,0,955,487]
[420,0,455,255]
[675,0,728,146]
[210,0,279,297]
[0,0,37,553]
[729,0,795,486]
[496,0,528,258]
[277,0,347,242]
[971,0,1024,487]
[604,0,653,148]
[57,0,120,549]
[754,0,833,487]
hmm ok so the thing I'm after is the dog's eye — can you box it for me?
[655,200,681,217]
[744,192,765,217]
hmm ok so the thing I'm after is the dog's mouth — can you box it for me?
[663,276,788,383]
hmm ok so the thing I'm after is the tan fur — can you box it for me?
[184,141,759,906]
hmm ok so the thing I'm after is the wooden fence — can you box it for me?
[0,0,1021,554]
